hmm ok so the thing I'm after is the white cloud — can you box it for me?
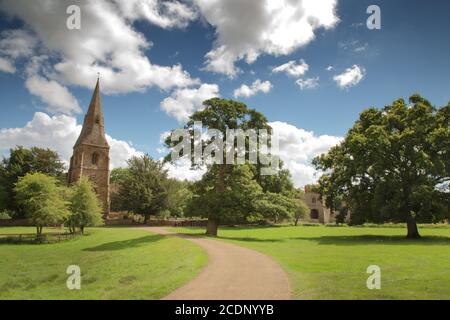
[25,75,81,115]
[296,77,319,90]
[333,65,365,89]
[272,60,309,77]
[0,29,37,59]
[0,0,198,94]
[233,79,272,98]
[326,65,334,71]
[270,121,342,187]
[115,0,198,29]
[161,83,220,123]
[0,29,36,73]
[196,0,339,77]
[163,158,206,181]
[0,57,15,73]
[338,40,368,53]
[0,112,141,169]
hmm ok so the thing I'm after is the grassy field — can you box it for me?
[0,227,207,300]
[172,225,450,300]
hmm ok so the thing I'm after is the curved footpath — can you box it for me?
[139,227,291,300]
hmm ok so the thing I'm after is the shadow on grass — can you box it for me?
[290,235,450,246]
[83,234,164,252]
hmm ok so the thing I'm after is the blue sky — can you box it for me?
[0,0,449,186]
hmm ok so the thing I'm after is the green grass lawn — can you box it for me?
[0,227,207,300]
[171,225,450,300]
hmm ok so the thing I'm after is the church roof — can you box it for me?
[74,79,109,149]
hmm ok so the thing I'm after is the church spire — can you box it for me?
[74,78,109,148]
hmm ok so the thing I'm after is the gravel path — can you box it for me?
[139,227,291,300]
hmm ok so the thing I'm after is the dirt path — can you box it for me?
[139,227,291,300]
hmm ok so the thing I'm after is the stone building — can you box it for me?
[68,79,110,218]
[303,185,335,224]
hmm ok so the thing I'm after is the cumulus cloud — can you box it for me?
[196,0,339,77]
[163,158,206,181]
[0,29,37,73]
[0,29,37,59]
[272,60,309,77]
[233,79,272,98]
[333,65,365,89]
[115,0,198,29]
[25,75,82,114]
[161,83,220,123]
[0,57,15,73]
[296,77,319,90]
[0,112,141,169]
[0,0,198,94]
[270,121,342,187]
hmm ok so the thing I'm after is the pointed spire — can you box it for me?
[74,78,109,148]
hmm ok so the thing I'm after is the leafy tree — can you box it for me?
[114,155,168,222]
[110,167,130,184]
[164,179,193,217]
[313,95,450,238]
[166,98,272,236]
[255,161,294,194]
[0,146,65,216]
[14,173,69,236]
[187,165,266,227]
[289,189,309,226]
[254,192,297,223]
[67,177,103,234]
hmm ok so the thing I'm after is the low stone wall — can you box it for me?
[146,219,208,227]
[0,219,32,227]
[104,219,139,226]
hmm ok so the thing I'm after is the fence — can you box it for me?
[0,232,81,244]
[146,219,208,227]
[0,219,32,227]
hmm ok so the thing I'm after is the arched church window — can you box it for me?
[92,152,99,165]
[95,115,100,124]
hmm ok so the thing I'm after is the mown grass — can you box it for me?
[171,225,450,300]
[0,227,207,300]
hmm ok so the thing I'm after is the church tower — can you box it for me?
[68,79,110,218]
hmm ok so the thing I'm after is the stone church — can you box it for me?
[68,79,110,218]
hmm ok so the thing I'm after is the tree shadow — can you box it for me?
[291,235,450,246]
[218,236,284,243]
[83,235,164,252]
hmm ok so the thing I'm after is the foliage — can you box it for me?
[67,177,103,234]
[0,146,65,217]
[14,173,69,235]
[113,155,168,222]
[165,98,275,236]
[0,210,12,220]
[313,95,450,238]
[164,179,193,217]
[187,165,264,224]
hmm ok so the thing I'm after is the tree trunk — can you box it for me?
[80,226,84,235]
[205,165,226,237]
[295,217,299,226]
[205,219,218,237]
[406,216,420,239]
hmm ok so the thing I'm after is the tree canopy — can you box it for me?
[0,146,65,217]
[14,172,69,236]
[67,177,103,234]
[166,98,298,236]
[313,95,450,238]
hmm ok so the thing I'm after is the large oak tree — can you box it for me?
[313,95,449,238]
